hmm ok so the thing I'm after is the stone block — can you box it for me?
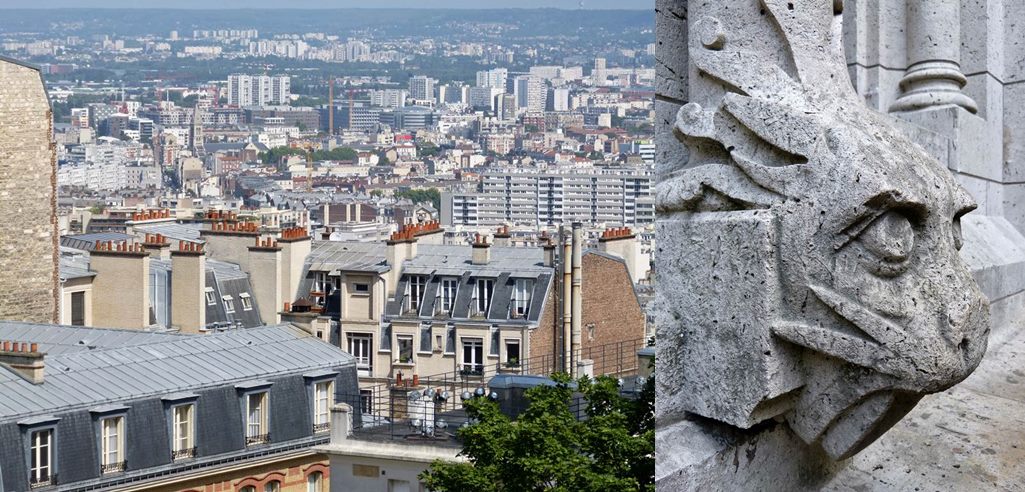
[655,210,802,428]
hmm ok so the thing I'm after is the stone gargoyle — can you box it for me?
[654,0,990,460]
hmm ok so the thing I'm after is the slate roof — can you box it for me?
[304,241,391,274]
[133,222,206,244]
[0,323,353,422]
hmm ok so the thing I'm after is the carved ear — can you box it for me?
[722,93,822,160]
[656,164,782,212]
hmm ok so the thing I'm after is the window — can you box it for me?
[307,472,324,492]
[313,381,333,432]
[511,279,533,318]
[172,404,195,460]
[380,324,392,351]
[100,416,125,473]
[241,487,256,492]
[246,392,269,445]
[419,323,432,353]
[397,335,414,363]
[471,279,494,317]
[347,334,373,373]
[71,291,86,326]
[204,287,216,306]
[240,293,253,311]
[312,271,330,294]
[359,389,374,415]
[461,338,484,375]
[489,325,500,356]
[445,325,455,354]
[506,339,521,366]
[405,275,427,314]
[265,480,281,492]
[438,278,458,314]
[353,283,370,294]
[222,295,235,314]
[29,429,53,486]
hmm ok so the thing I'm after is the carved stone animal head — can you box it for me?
[656,0,989,459]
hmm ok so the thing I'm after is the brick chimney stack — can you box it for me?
[471,232,491,265]
[385,224,421,297]
[278,226,312,311]
[599,226,642,284]
[248,235,282,324]
[494,225,512,248]
[142,233,172,260]
[171,241,206,333]
[90,240,151,329]
[0,341,44,384]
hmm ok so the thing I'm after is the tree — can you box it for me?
[420,373,655,492]
[394,188,441,210]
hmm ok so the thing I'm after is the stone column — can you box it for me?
[890,0,977,113]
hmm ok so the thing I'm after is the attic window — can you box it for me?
[222,295,235,314]
[205,288,216,306]
[240,293,253,311]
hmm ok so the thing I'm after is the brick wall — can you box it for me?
[0,59,58,323]
[580,252,646,375]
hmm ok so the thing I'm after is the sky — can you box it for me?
[0,0,654,9]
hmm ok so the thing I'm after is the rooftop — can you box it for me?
[0,323,353,421]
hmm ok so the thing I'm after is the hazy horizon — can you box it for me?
[0,0,654,9]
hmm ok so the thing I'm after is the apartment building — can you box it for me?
[0,322,355,491]
[227,74,291,107]
[442,167,655,227]
[287,221,646,396]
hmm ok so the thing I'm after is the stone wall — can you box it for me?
[0,58,58,324]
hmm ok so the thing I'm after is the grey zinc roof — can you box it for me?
[0,322,185,356]
[404,244,550,278]
[59,253,95,280]
[0,323,353,421]
[61,232,135,252]
[305,241,391,274]
[134,222,205,244]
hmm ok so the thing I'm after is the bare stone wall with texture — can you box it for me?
[0,58,58,324]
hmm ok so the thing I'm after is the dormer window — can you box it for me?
[222,296,235,314]
[205,287,216,306]
[404,275,427,314]
[511,279,533,318]
[437,278,458,315]
[471,279,494,318]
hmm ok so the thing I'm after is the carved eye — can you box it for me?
[858,211,915,276]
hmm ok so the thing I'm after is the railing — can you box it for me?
[101,461,126,474]
[29,473,56,489]
[342,337,650,442]
[245,433,270,445]
[312,422,331,434]
[171,447,196,461]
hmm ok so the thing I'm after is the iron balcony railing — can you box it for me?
[171,447,196,461]
[29,473,56,489]
[100,461,126,474]
[245,433,270,445]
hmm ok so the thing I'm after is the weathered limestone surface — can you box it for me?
[0,57,58,323]
[653,0,1025,488]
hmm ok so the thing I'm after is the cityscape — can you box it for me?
[2,0,1025,491]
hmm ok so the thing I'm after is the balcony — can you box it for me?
[246,433,270,445]
[313,422,331,433]
[172,447,196,461]
[29,474,56,489]
[101,461,126,474]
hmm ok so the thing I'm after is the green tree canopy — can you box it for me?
[258,146,358,165]
[394,188,441,211]
[420,373,655,492]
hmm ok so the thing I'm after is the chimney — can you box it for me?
[471,233,491,265]
[171,241,206,333]
[0,341,44,384]
[198,218,259,272]
[599,226,642,284]
[561,227,572,373]
[386,225,419,297]
[414,220,445,245]
[248,236,283,325]
[90,241,151,329]
[330,403,353,443]
[542,231,556,267]
[279,226,312,310]
[571,222,583,377]
[142,233,172,260]
[494,225,512,248]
